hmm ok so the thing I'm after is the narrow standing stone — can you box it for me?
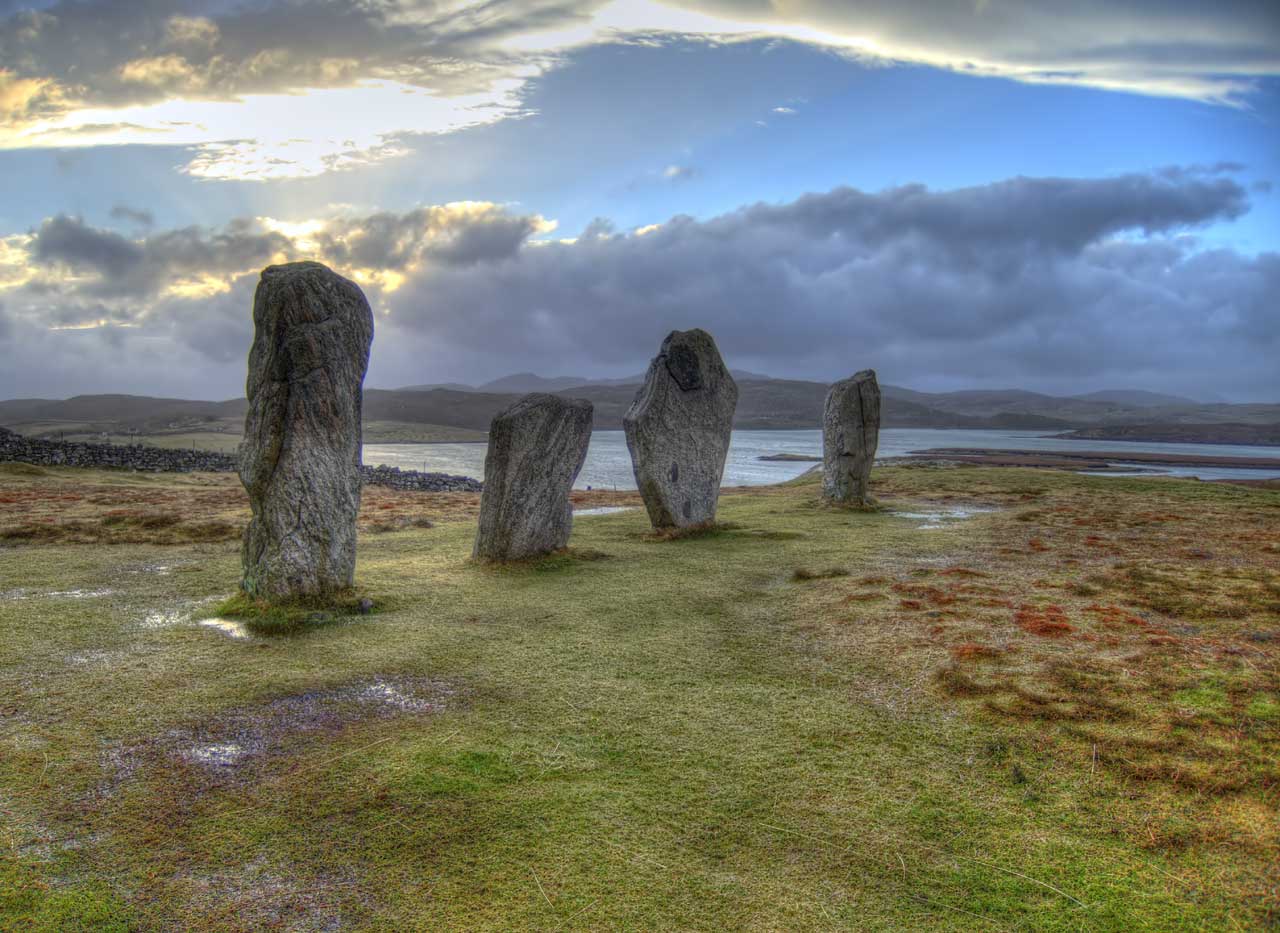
[822,369,881,506]
[239,262,373,599]
[624,329,738,528]
[473,393,593,560]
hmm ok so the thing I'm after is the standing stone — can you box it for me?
[473,394,593,560]
[624,329,738,529]
[239,262,374,599]
[822,369,881,506]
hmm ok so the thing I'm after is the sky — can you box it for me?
[0,0,1277,402]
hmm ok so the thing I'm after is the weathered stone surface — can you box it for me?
[473,393,592,560]
[239,262,374,599]
[624,329,738,528]
[822,369,881,505]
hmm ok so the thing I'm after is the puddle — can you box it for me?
[184,742,248,768]
[67,648,128,667]
[893,505,998,529]
[175,854,357,931]
[140,608,191,629]
[200,617,252,640]
[98,676,458,792]
[139,596,220,631]
[574,506,637,517]
[123,561,181,575]
[2,587,117,601]
[357,678,448,713]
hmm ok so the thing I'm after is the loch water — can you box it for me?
[364,428,1280,489]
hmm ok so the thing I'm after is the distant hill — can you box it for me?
[0,394,245,432]
[1072,389,1200,407]
[478,373,590,393]
[397,368,775,394]
[396,382,475,393]
[4,378,1277,445]
[1055,423,1280,447]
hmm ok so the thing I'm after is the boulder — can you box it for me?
[239,262,374,599]
[822,369,881,505]
[624,329,738,528]
[473,393,593,560]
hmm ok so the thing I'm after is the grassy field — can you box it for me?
[0,463,1276,930]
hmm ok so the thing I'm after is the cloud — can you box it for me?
[0,0,562,177]
[373,170,1273,398]
[314,202,551,270]
[109,205,155,228]
[1,170,1275,400]
[2,200,552,353]
[662,164,696,181]
[659,0,1280,104]
[26,214,292,300]
[0,0,1276,180]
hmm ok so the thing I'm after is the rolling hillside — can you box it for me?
[2,377,1276,446]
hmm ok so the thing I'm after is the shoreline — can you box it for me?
[905,447,1280,471]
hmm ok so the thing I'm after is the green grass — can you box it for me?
[0,466,1275,929]
[208,590,383,635]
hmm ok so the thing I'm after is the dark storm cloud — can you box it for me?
[20,201,547,312]
[27,214,292,298]
[372,170,1275,398]
[2,170,1276,400]
[4,200,550,362]
[30,215,143,279]
[733,173,1249,254]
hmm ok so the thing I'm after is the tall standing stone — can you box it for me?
[822,369,881,506]
[473,394,593,560]
[624,329,738,529]
[239,262,374,599]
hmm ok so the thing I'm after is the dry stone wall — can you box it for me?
[0,427,480,492]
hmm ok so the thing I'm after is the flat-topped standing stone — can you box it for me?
[624,329,738,529]
[473,394,593,560]
[239,262,373,599]
[822,369,881,506]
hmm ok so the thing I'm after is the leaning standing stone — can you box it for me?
[239,262,374,599]
[624,329,738,528]
[822,369,881,506]
[473,393,593,560]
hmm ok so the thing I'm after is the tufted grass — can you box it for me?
[0,464,1275,929]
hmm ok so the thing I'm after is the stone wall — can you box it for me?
[0,427,481,492]
[361,464,481,493]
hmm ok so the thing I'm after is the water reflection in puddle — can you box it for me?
[200,617,252,640]
[574,506,637,517]
[894,505,997,529]
[124,563,176,575]
[140,609,189,629]
[185,742,247,767]
[358,678,449,713]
